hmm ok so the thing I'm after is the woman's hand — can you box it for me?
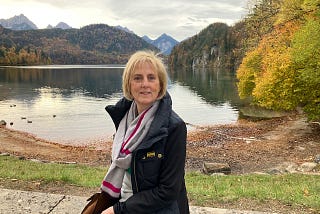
[101,207,115,214]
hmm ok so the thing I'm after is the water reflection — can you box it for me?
[169,67,243,108]
[0,66,241,145]
[0,66,123,100]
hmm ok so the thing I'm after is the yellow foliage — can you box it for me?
[275,0,304,25]
[237,0,320,120]
[237,19,302,110]
[253,21,301,110]
[237,49,262,98]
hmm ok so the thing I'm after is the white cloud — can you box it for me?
[0,0,249,41]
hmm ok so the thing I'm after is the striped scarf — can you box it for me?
[101,100,159,198]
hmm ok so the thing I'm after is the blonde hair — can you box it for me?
[122,50,168,100]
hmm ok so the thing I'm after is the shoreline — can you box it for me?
[1,115,319,214]
[1,114,320,173]
[1,126,113,149]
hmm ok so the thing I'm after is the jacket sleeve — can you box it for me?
[113,121,187,214]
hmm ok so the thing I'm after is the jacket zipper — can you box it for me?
[133,152,139,192]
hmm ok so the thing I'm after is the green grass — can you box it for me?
[186,171,320,210]
[0,155,107,187]
[1,155,320,211]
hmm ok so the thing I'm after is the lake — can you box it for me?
[0,65,243,145]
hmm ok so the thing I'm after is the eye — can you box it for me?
[148,75,157,81]
[133,75,142,81]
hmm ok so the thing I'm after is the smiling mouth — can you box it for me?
[140,92,151,95]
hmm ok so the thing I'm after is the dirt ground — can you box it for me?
[0,113,320,213]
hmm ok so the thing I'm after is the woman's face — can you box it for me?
[130,62,161,114]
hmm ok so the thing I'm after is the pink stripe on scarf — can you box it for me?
[120,106,151,154]
[102,180,121,193]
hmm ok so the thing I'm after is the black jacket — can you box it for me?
[106,92,189,214]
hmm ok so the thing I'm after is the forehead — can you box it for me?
[133,62,157,74]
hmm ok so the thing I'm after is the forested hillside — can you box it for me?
[168,23,241,71]
[169,0,319,121]
[0,24,157,65]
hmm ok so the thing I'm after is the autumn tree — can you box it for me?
[251,21,301,110]
[243,0,281,50]
[290,2,320,120]
[237,0,320,121]
[237,49,262,98]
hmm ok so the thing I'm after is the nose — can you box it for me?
[141,77,149,87]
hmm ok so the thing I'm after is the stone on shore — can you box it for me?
[0,120,6,126]
[202,162,231,175]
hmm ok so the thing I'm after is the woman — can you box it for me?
[101,50,189,214]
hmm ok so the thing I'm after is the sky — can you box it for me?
[0,0,249,41]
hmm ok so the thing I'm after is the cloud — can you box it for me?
[0,0,248,41]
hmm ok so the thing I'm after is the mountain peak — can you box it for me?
[142,35,153,43]
[114,25,134,34]
[0,14,37,30]
[55,22,72,29]
[142,33,179,55]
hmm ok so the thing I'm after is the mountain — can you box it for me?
[55,22,72,29]
[0,24,158,65]
[169,22,244,71]
[0,14,37,30]
[142,34,179,55]
[0,14,71,30]
[46,22,72,29]
[113,26,179,55]
[141,35,153,44]
[114,25,135,34]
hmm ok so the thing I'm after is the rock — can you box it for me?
[297,162,318,172]
[267,162,299,174]
[284,162,299,173]
[0,120,6,126]
[314,154,320,164]
[314,165,320,172]
[202,162,231,175]
[267,169,282,175]
[296,146,305,151]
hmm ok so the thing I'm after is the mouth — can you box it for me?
[140,91,151,95]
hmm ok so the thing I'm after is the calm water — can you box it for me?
[0,65,242,145]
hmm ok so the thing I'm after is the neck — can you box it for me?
[137,105,151,115]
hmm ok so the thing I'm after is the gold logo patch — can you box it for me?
[146,151,156,158]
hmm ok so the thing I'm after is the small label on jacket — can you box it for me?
[147,151,156,158]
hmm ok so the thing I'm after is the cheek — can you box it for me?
[130,83,138,91]
[154,82,161,92]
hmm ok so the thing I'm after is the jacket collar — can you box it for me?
[106,92,172,146]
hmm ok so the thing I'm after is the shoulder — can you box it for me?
[105,97,132,128]
[169,110,184,126]
[158,92,186,131]
[168,110,186,133]
[105,97,132,114]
